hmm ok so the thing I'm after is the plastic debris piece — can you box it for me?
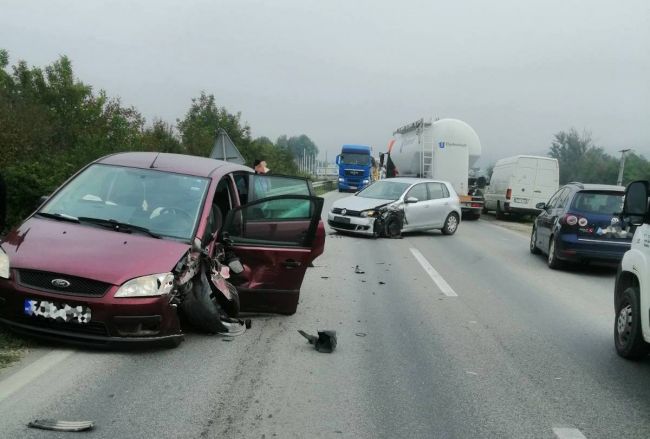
[28,419,94,432]
[298,330,337,353]
[378,281,385,285]
[245,319,252,329]
[354,265,365,274]
[355,332,367,337]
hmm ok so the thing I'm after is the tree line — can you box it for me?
[485,129,648,186]
[0,50,319,231]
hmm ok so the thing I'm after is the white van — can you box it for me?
[484,155,559,218]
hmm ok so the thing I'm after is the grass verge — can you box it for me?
[0,327,30,369]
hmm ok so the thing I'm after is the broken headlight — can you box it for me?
[115,273,174,298]
[0,248,9,279]
[360,210,377,218]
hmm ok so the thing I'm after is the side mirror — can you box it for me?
[623,180,649,226]
[535,202,546,210]
[335,155,341,165]
[405,197,418,204]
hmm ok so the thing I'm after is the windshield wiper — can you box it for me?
[37,212,80,223]
[77,217,161,239]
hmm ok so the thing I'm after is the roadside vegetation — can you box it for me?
[0,49,320,234]
[0,327,30,369]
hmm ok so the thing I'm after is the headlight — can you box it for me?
[115,273,174,298]
[362,179,369,184]
[338,178,344,182]
[360,210,377,218]
[0,248,9,279]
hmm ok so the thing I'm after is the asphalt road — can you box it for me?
[1,191,650,439]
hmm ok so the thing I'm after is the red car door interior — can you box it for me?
[223,177,324,314]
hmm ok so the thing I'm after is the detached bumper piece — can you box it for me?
[28,419,94,432]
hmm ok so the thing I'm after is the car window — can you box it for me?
[249,175,312,202]
[556,188,571,209]
[546,188,564,209]
[224,196,322,247]
[406,184,427,201]
[427,183,448,200]
[357,181,411,200]
[571,191,624,214]
[40,164,209,241]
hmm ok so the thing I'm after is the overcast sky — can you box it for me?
[1,0,648,167]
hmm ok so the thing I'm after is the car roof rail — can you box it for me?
[566,181,584,189]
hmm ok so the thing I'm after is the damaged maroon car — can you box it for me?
[0,152,325,348]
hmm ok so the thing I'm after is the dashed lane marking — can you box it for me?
[553,427,587,439]
[409,248,458,297]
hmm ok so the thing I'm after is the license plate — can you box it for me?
[24,299,92,324]
[349,186,357,190]
[334,216,350,224]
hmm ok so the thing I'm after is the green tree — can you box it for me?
[177,92,251,157]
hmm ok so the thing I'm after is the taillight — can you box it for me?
[505,188,512,200]
[560,213,588,227]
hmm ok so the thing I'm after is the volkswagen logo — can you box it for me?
[341,209,347,216]
[51,278,71,288]
[611,217,620,225]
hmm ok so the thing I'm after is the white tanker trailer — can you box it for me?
[387,118,484,219]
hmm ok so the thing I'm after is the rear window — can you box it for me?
[570,191,623,214]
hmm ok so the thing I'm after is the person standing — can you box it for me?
[253,159,270,174]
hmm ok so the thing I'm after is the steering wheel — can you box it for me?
[158,207,194,224]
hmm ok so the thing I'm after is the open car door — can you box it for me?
[222,191,324,315]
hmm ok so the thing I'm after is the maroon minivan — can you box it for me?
[0,152,325,347]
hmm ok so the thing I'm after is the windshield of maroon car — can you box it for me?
[570,191,624,215]
[357,181,411,200]
[40,164,210,241]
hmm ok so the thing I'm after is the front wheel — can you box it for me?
[530,227,541,254]
[442,213,459,235]
[615,287,650,360]
[496,202,505,220]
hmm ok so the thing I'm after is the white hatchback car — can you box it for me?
[327,178,461,236]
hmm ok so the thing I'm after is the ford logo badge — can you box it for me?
[341,209,347,216]
[51,279,71,288]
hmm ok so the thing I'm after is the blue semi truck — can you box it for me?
[336,144,372,192]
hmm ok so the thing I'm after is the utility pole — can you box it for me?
[617,148,631,186]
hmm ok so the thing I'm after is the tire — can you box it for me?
[547,235,563,269]
[180,272,228,334]
[442,213,459,235]
[463,212,480,221]
[164,336,183,349]
[215,283,240,318]
[530,227,541,254]
[496,202,505,220]
[615,286,650,360]
[482,205,489,214]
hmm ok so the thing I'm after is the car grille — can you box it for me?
[16,269,111,297]
[332,208,362,217]
[328,220,368,231]
[345,169,364,176]
[15,315,109,336]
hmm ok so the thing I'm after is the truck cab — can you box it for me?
[614,180,650,359]
[336,145,372,192]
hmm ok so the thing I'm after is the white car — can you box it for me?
[327,178,461,237]
[614,180,650,359]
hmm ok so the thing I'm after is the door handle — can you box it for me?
[282,259,302,268]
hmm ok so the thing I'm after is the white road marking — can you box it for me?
[553,427,587,439]
[0,350,73,402]
[409,248,458,297]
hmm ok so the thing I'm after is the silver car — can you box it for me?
[327,178,462,236]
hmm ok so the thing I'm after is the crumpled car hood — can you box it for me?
[1,217,190,286]
[332,196,396,212]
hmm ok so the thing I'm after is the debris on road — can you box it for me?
[378,281,385,285]
[321,276,329,279]
[28,419,94,432]
[298,330,337,353]
[354,265,365,274]
[355,332,367,337]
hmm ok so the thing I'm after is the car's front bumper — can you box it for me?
[327,212,376,236]
[0,276,183,348]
